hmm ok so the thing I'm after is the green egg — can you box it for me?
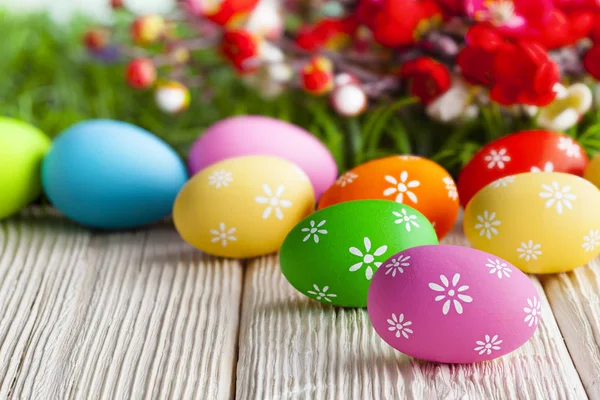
[280,199,438,307]
[0,117,51,219]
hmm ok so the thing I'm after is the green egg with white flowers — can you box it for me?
[280,200,438,307]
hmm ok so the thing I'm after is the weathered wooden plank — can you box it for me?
[0,212,243,400]
[542,257,600,399]
[236,228,587,400]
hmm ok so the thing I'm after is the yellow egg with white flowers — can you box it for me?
[173,155,315,258]
[464,172,600,274]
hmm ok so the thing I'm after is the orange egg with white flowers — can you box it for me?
[318,155,460,239]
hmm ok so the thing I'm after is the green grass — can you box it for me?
[2,11,600,177]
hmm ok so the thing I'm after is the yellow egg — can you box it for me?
[173,155,315,258]
[464,172,600,274]
[584,152,600,189]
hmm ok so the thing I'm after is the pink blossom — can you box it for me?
[466,0,554,37]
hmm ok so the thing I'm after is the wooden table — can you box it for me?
[0,210,598,399]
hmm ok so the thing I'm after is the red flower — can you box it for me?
[490,40,559,106]
[110,0,124,9]
[126,58,156,89]
[584,45,600,79]
[554,0,600,13]
[435,0,467,15]
[400,57,451,104]
[221,29,260,74]
[83,28,110,51]
[457,24,505,86]
[466,0,553,38]
[357,0,442,47]
[185,0,259,26]
[301,56,334,95]
[589,13,600,42]
[534,9,593,49]
[295,17,359,51]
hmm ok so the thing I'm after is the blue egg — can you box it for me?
[42,119,188,229]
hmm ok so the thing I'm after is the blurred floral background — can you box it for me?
[3,0,600,177]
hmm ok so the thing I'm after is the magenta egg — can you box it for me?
[188,115,338,200]
[367,245,541,364]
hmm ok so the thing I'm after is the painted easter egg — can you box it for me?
[368,245,541,364]
[0,117,51,219]
[458,130,588,207]
[318,155,459,239]
[280,200,438,307]
[584,152,600,189]
[174,155,315,258]
[187,115,337,200]
[464,172,600,274]
[42,119,188,229]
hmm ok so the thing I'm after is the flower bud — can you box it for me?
[126,58,156,89]
[155,81,191,114]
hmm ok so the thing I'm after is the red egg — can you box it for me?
[458,130,588,208]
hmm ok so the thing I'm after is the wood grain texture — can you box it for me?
[542,257,600,399]
[236,227,588,400]
[0,211,242,400]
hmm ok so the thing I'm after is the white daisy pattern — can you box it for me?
[539,181,576,214]
[490,176,515,188]
[524,297,542,327]
[383,171,420,204]
[428,273,473,315]
[484,148,511,169]
[349,237,388,280]
[208,169,233,188]
[530,161,554,173]
[336,171,358,187]
[384,255,411,277]
[301,220,328,243]
[255,184,292,220]
[517,240,542,262]
[209,222,237,247]
[443,177,458,200]
[474,210,501,239]
[392,209,420,232]
[485,258,512,279]
[474,334,503,356]
[387,313,413,339]
[307,284,337,303]
[582,229,600,252]
[557,137,581,158]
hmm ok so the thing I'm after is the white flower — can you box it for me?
[489,176,515,188]
[154,81,190,114]
[384,255,411,277]
[582,229,600,252]
[243,42,292,98]
[336,171,358,187]
[524,297,542,327]
[428,273,473,315]
[208,169,233,188]
[474,210,501,239]
[539,181,576,214]
[387,313,413,339]
[443,177,458,200]
[348,237,388,280]
[331,84,368,117]
[485,258,512,279]
[383,171,420,204]
[209,222,237,247]
[557,136,582,158]
[245,0,284,40]
[484,148,511,169]
[392,209,420,232]
[530,161,554,173]
[474,334,503,356]
[255,184,292,220]
[307,284,337,303]
[301,220,328,243]
[517,240,542,262]
[538,83,592,132]
[426,80,479,123]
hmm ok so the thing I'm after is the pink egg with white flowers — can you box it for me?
[368,245,541,364]
[188,115,338,200]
